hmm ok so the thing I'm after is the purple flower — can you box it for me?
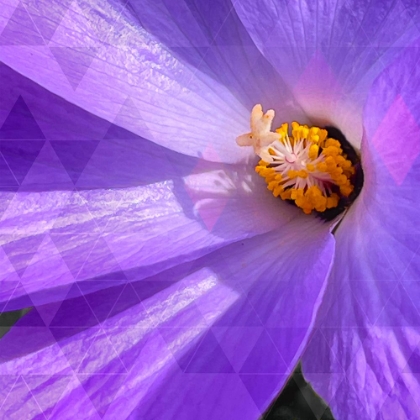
[0,0,419,419]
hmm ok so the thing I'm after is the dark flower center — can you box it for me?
[313,126,364,221]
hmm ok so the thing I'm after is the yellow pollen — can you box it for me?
[251,119,356,215]
[308,144,319,160]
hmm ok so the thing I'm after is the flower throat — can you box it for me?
[236,105,364,221]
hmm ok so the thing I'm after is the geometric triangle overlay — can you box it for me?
[19,142,74,190]
[0,153,18,190]
[22,374,73,420]
[50,47,97,90]
[240,373,288,412]
[49,284,98,328]
[1,234,45,278]
[0,3,44,45]
[103,98,154,142]
[0,141,45,184]
[50,141,99,184]
[184,330,235,373]
[240,330,288,374]
[0,96,45,139]
[28,0,73,42]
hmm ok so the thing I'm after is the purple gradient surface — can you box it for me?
[0,0,420,419]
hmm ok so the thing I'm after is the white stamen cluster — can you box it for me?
[264,136,333,195]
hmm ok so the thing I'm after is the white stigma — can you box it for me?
[236,104,280,155]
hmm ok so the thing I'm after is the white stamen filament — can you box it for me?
[263,135,333,195]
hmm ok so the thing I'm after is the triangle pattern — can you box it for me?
[329,379,371,419]
[49,227,100,281]
[76,329,127,374]
[72,190,114,233]
[50,47,97,90]
[81,283,130,325]
[213,295,264,327]
[240,330,288,374]
[159,326,207,371]
[378,378,420,420]
[316,281,367,328]
[1,141,45,184]
[49,283,98,328]
[50,140,99,184]
[267,327,308,371]
[103,98,155,142]
[106,326,157,373]
[0,96,45,139]
[36,301,70,329]
[303,328,344,374]
[49,326,101,373]
[321,327,368,376]
[19,235,75,325]
[22,374,74,420]
[297,380,337,419]
[0,153,18,190]
[0,280,24,313]
[240,373,288,413]
[0,268,22,314]
[50,376,104,419]
[1,234,45,278]
[27,0,73,41]
[76,236,127,283]
[374,282,420,327]
[79,280,128,322]
[103,122,139,141]
[82,328,164,418]
[19,141,74,191]
[302,372,346,409]
[183,330,235,373]
[0,2,44,45]
[80,372,129,419]
[12,307,45,327]
[0,375,20,409]
[0,375,45,418]
[212,326,264,372]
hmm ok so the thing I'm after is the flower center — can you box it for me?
[236,105,363,218]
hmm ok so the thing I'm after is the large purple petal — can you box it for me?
[0,217,334,419]
[0,0,303,163]
[302,38,420,418]
[0,62,303,310]
[234,0,420,147]
[124,0,306,123]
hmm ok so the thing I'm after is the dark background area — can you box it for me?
[263,363,335,420]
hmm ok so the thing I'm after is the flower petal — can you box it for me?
[125,0,306,121]
[0,62,304,310]
[0,0,303,163]
[0,160,297,311]
[234,0,420,147]
[302,38,420,419]
[0,217,334,419]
